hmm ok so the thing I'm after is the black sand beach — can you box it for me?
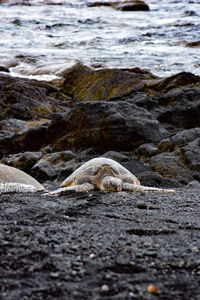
[1,187,200,300]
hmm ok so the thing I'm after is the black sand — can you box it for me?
[1,188,200,299]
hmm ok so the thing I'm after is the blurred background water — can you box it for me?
[0,0,199,80]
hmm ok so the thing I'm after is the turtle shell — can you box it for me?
[61,157,140,187]
[0,163,44,191]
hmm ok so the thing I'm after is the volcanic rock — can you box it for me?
[0,118,29,138]
[149,129,200,184]
[87,0,150,11]
[186,40,200,47]
[0,73,71,120]
[58,62,157,101]
[156,86,200,129]
[47,101,168,152]
[0,123,48,158]
[31,151,78,181]
[137,171,182,188]
[0,151,43,172]
[0,65,9,72]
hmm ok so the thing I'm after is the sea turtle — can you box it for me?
[46,157,175,196]
[0,163,45,194]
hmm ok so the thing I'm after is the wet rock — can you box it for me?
[57,63,200,112]
[125,86,199,135]
[77,148,98,162]
[186,40,200,47]
[0,73,71,120]
[149,150,198,184]
[1,0,32,5]
[156,86,200,129]
[0,65,9,72]
[0,118,29,138]
[0,151,43,172]
[47,101,168,152]
[149,128,200,184]
[137,171,182,188]
[0,67,199,185]
[136,143,158,158]
[58,62,157,102]
[57,160,82,181]
[148,72,200,93]
[31,151,78,181]
[179,138,200,171]
[136,201,147,209]
[127,92,158,109]
[186,180,200,189]
[87,0,150,11]
[102,151,130,162]
[0,123,48,158]
[31,159,57,181]
[113,0,150,11]
[122,159,152,175]
[158,128,200,153]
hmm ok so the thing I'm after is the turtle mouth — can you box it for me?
[108,185,122,192]
[104,183,122,192]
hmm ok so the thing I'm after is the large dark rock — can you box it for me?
[31,151,78,181]
[0,65,9,72]
[0,151,43,170]
[158,128,200,153]
[180,138,200,171]
[147,72,200,93]
[0,123,49,158]
[47,101,168,152]
[149,151,194,184]
[56,64,200,115]
[87,0,150,11]
[113,0,150,11]
[149,129,200,184]
[156,86,200,129]
[0,118,29,138]
[186,40,200,47]
[58,62,158,102]
[137,171,182,188]
[126,85,200,134]
[0,73,71,120]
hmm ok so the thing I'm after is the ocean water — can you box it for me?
[0,0,199,80]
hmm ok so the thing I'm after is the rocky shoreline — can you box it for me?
[0,62,200,299]
[1,63,200,186]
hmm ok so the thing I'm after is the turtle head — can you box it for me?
[100,176,123,192]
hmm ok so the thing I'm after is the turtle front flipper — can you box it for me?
[44,183,94,196]
[122,183,175,193]
[0,182,39,194]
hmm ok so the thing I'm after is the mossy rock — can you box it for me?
[60,63,158,102]
[0,73,71,120]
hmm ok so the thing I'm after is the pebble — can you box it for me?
[137,202,147,209]
[147,284,160,294]
[89,253,96,259]
[101,284,109,292]
[50,272,60,278]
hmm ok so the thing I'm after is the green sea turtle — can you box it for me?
[0,163,45,194]
[46,157,175,196]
